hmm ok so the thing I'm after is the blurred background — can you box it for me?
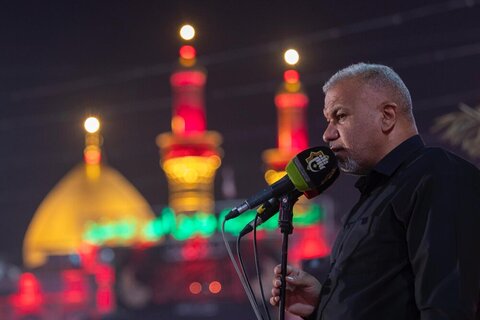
[0,0,479,319]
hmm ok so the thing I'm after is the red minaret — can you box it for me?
[262,49,309,183]
[262,49,330,263]
[157,24,222,215]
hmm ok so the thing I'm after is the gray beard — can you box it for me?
[338,157,368,176]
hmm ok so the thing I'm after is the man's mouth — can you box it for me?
[330,146,344,153]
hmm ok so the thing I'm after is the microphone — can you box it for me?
[225,146,338,221]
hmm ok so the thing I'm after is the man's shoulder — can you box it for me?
[412,146,479,179]
[422,146,477,168]
[394,147,480,207]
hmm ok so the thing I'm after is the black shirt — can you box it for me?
[311,135,480,320]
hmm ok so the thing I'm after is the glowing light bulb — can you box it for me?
[189,282,202,294]
[209,281,222,294]
[84,117,100,133]
[284,49,300,65]
[180,24,195,41]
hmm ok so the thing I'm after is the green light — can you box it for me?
[172,212,217,240]
[293,204,324,226]
[114,220,136,239]
[144,220,159,240]
[218,204,324,234]
[197,212,217,236]
[84,219,137,244]
[172,214,195,240]
[144,207,177,241]
[84,222,106,243]
[83,203,325,244]
[218,209,277,234]
[160,207,177,234]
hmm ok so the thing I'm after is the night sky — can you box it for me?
[1,0,480,265]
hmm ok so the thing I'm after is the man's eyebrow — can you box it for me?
[325,105,343,116]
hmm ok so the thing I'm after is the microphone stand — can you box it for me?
[278,192,298,320]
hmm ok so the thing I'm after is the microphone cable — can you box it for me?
[252,212,273,320]
[236,233,264,318]
[221,217,264,320]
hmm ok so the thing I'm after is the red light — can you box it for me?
[209,281,222,294]
[95,265,115,314]
[189,282,202,294]
[170,69,207,134]
[175,108,206,134]
[278,127,308,151]
[179,45,196,60]
[295,226,330,260]
[62,270,88,304]
[78,243,98,272]
[84,148,101,165]
[181,237,209,260]
[170,70,206,86]
[95,264,115,285]
[284,69,299,84]
[97,287,114,314]
[275,93,309,109]
[10,273,43,312]
[165,146,218,160]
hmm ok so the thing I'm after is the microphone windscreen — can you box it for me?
[286,146,339,192]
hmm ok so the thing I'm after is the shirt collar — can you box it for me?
[373,134,425,177]
[355,135,425,193]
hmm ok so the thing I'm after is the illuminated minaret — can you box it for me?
[157,24,222,215]
[262,50,330,262]
[262,49,309,187]
[84,116,103,179]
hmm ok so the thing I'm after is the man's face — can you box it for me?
[323,79,385,175]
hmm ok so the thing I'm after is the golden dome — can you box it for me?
[23,163,156,268]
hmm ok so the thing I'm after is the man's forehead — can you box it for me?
[323,90,346,115]
[323,78,368,113]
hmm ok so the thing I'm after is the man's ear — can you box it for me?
[380,102,397,133]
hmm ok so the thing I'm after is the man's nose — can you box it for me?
[323,123,339,143]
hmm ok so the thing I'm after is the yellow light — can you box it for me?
[265,169,287,185]
[163,156,221,184]
[285,82,301,93]
[179,57,196,67]
[180,24,195,41]
[171,115,185,135]
[84,117,100,133]
[284,49,300,66]
[85,163,101,180]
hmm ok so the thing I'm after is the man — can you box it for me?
[270,63,480,319]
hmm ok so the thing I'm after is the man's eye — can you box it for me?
[337,113,346,120]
